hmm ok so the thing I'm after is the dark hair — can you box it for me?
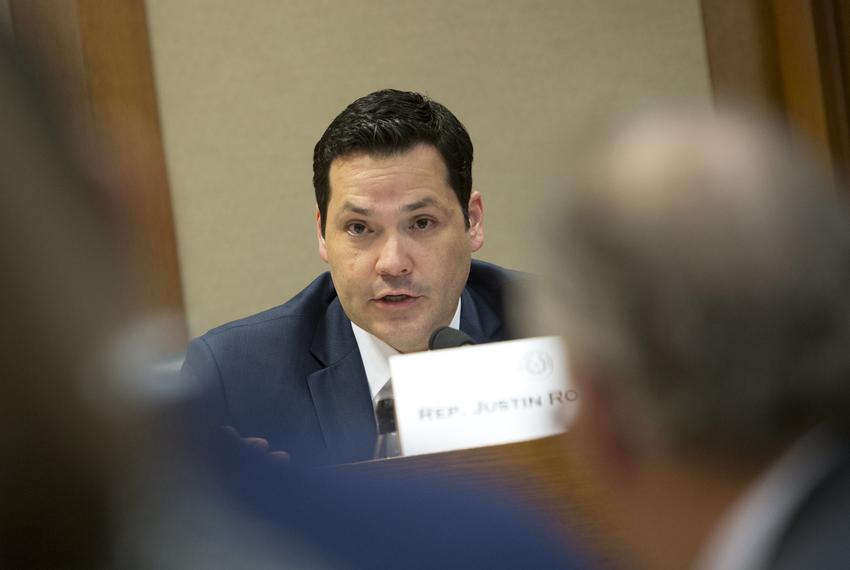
[313,89,473,235]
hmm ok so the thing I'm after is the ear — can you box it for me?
[569,359,639,484]
[316,208,328,263]
[467,191,484,252]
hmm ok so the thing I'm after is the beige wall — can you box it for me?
[146,0,712,337]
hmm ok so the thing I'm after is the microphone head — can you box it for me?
[428,326,477,350]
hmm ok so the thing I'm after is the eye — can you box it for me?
[346,222,369,236]
[411,218,435,231]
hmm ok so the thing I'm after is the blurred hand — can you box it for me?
[222,425,290,463]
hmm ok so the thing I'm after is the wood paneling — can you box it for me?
[774,1,833,171]
[76,0,185,323]
[9,0,186,338]
[701,0,850,178]
[813,0,850,174]
[701,0,784,107]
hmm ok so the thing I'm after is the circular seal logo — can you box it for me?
[521,350,553,379]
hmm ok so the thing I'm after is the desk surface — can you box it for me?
[331,434,626,565]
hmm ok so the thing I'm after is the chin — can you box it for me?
[369,320,424,349]
[383,329,429,354]
[393,342,429,354]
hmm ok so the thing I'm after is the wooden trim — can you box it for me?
[773,0,833,171]
[76,0,186,323]
[702,0,850,178]
[9,0,186,338]
[701,0,850,179]
[812,0,850,175]
[700,0,784,107]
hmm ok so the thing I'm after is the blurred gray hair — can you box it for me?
[548,109,850,459]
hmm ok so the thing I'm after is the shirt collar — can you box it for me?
[351,299,462,401]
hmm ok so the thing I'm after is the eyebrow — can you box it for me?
[402,197,441,212]
[340,202,372,216]
[339,197,444,217]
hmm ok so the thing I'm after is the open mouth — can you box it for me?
[374,293,419,307]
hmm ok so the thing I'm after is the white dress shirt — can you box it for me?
[351,300,462,404]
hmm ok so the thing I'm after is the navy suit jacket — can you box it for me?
[182,260,520,465]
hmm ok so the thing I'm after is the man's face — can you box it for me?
[317,143,484,353]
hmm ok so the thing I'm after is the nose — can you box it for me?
[375,234,412,277]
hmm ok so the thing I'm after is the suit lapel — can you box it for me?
[459,287,503,343]
[307,297,377,463]
[306,284,500,464]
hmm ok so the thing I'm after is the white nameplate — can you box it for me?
[390,336,576,456]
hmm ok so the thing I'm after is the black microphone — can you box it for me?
[428,326,477,350]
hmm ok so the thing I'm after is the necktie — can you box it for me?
[373,379,401,458]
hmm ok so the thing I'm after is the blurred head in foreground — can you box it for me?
[544,108,850,569]
[0,39,289,570]
[0,40,131,567]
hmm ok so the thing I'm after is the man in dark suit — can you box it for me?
[541,109,850,569]
[183,89,518,465]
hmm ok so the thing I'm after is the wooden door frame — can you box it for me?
[701,0,850,179]
[9,0,186,339]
